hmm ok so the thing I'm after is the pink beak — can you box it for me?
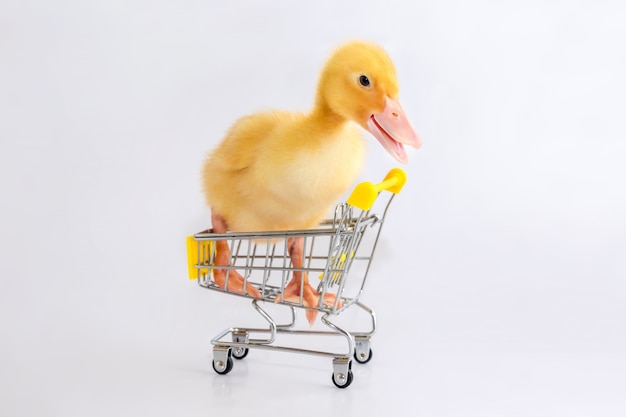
[366,96,422,164]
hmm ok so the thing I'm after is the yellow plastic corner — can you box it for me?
[186,236,212,280]
[347,168,407,210]
[382,168,407,194]
[318,251,354,284]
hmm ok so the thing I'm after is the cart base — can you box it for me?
[209,299,376,388]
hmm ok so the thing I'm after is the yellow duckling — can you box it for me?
[202,40,421,324]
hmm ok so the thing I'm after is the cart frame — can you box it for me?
[187,168,407,388]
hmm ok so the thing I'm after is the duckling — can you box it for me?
[202,41,421,325]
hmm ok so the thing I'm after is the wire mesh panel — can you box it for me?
[190,204,383,315]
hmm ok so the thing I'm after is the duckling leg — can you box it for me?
[274,237,341,326]
[211,211,261,298]
[274,237,320,325]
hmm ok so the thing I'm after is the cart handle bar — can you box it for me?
[346,168,407,211]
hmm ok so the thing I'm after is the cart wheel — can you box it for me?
[212,357,234,375]
[354,348,373,364]
[331,370,353,389]
[232,347,249,360]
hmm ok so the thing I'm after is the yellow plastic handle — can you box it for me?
[346,168,407,210]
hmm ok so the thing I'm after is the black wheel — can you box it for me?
[232,347,249,360]
[331,370,353,388]
[354,348,373,364]
[212,357,234,375]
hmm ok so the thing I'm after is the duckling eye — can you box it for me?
[358,75,371,88]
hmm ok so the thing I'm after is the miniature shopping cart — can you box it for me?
[186,168,407,388]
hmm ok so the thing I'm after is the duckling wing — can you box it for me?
[206,112,282,172]
[202,110,298,230]
[203,110,363,232]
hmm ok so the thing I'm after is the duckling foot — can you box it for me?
[213,269,262,298]
[275,280,342,326]
[210,209,261,298]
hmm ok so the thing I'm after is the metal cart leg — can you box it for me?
[331,357,353,388]
[212,345,233,375]
[352,301,376,364]
[231,330,249,360]
[354,336,373,364]
[321,314,355,388]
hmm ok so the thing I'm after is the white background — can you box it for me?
[1,0,625,416]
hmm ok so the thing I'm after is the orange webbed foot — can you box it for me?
[275,282,342,326]
[210,211,262,298]
[213,270,262,298]
[320,292,343,310]
[275,280,319,326]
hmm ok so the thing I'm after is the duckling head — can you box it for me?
[315,41,422,164]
